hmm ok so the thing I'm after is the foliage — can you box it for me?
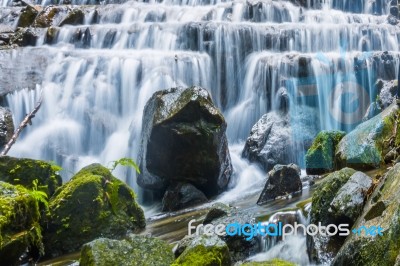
[29,179,49,213]
[108,158,140,174]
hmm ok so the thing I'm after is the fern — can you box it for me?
[30,179,49,211]
[109,158,140,174]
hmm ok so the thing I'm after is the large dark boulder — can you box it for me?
[0,107,13,150]
[137,87,232,198]
[305,130,346,175]
[80,235,174,266]
[162,183,208,212]
[333,163,400,265]
[336,102,400,170]
[43,164,145,258]
[242,88,319,172]
[0,156,62,197]
[257,164,302,205]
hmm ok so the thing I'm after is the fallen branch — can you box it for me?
[1,90,43,156]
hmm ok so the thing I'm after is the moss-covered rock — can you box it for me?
[0,156,62,197]
[172,234,231,266]
[203,202,232,224]
[80,235,174,266]
[333,163,400,265]
[240,259,296,266]
[336,102,400,170]
[43,164,145,258]
[59,9,85,26]
[305,130,345,175]
[0,181,44,265]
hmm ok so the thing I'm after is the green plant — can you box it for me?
[29,179,49,212]
[108,158,140,174]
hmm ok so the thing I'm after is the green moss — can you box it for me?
[0,181,44,264]
[241,258,296,266]
[0,156,62,197]
[305,130,345,174]
[172,235,231,266]
[44,164,145,258]
[310,168,356,225]
[80,236,174,266]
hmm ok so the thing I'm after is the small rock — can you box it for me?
[257,164,302,205]
[162,183,208,212]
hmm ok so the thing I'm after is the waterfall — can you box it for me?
[2,0,400,189]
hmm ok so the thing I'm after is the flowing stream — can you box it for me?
[1,0,400,264]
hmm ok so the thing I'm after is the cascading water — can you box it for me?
[1,0,400,263]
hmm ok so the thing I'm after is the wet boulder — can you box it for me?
[162,183,208,212]
[333,163,400,265]
[257,164,302,205]
[80,235,174,266]
[173,234,231,266]
[328,172,373,225]
[203,202,232,224]
[310,168,357,226]
[137,86,232,198]
[0,181,44,265]
[43,164,145,258]
[336,102,400,170]
[0,107,13,150]
[0,156,62,197]
[242,88,319,172]
[59,8,85,26]
[17,5,39,28]
[305,130,346,175]
[10,27,40,47]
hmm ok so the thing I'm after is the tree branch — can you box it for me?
[1,90,43,156]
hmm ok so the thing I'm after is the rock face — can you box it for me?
[162,183,208,212]
[137,86,232,199]
[0,156,62,197]
[363,79,398,120]
[80,236,175,266]
[328,172,373,224]
[305,131,346,175]
[336,102,400,170]
[44,164,145,258]
[308,168,373,264]
[310,168,357,226]
[0,181,43,265]
[172,234,231,266]
[203,202,232,224]
[257,164,302,205]
[333,163,400,265]
[242,89,319,172]
[0,107,13,150]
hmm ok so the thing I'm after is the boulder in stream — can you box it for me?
[242,88,319,172]
[137,86,232,198]
[257,164,302,205]
[162,182,208,212]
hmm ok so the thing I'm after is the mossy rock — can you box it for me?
[0,156,62,197]
[305,130,345,175]
[59,9,85,26]
[336,102,400,170]
[0,181,44,265]
[172,234,231,266]
[17,5,39,28]
[43,164,145,258]
[333,163,400,265]
[310,167,356,225]
[80,235,174,266]
[241,259,296,266]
